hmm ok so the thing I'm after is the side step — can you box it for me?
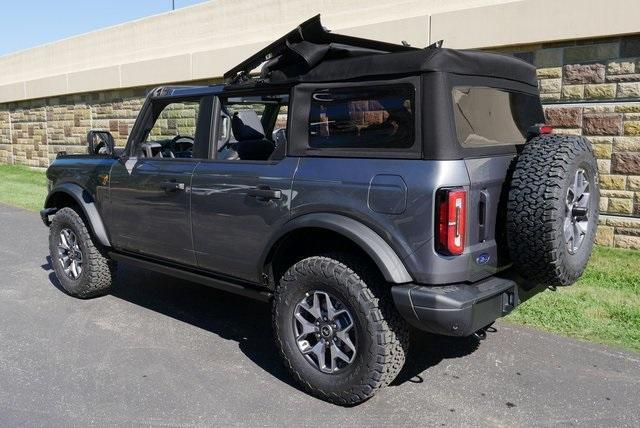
[109,252,272,302]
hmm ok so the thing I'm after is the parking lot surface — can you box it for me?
[1,203,639,427]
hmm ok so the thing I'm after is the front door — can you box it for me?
[107,93,213,266]
[109,158,198,265]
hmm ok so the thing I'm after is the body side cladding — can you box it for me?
[43,183,111,247]
[110,251,271,302]
[262,213,413,284]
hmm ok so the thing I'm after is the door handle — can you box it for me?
[160,181,186,192]
[247,186,282,200]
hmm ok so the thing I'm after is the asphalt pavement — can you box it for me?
[0,202,638,427]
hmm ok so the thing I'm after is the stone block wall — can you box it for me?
[0,88,149,166]
[1,35,640,248]
[500,35,640,249]
[148,102,200,140]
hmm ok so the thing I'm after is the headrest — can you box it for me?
[231,110,265,141]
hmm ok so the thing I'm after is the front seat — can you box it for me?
[231,110,275,161]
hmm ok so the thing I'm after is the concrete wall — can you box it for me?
[1,0,640,248]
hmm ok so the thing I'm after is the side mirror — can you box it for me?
[87,130,116,156]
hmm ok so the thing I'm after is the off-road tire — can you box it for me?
[49,207,116,298]
[506,134,599,286]
[273,255,409,405]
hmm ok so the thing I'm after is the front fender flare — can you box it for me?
[44,183,111,247]
[265,213,412,284]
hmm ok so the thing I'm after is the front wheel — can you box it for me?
[48,207,116,298]
[272,255,408,405]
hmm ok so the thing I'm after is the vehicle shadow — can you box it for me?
[43,258,482,400]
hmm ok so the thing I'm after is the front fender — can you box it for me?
[44,183,111,247]
[264,213,413,284]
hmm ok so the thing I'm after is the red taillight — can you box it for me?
[435,188,466,256]
[526,124,554,140]
[539,125,554,134]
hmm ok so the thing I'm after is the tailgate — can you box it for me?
[464,155,516,277]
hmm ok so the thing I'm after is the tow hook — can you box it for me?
[473,328,487,341]
[473,322,496,341]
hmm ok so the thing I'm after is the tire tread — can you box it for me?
[49,207,116,298]
[506,134,598,286]
[273,255,408,405]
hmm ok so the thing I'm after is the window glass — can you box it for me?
[216,94,289,161]
[308,84,415,150]
[224,102,266,120]
[141,101,201,158]
[452,86,544,148]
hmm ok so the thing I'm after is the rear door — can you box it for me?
[190,92,297,283]
[190,159,298,282]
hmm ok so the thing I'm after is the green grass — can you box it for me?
[506,246,640,352]
[0,164,638,351]
[0,164,48,211]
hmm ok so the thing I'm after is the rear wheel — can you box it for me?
[506,134,599,286]
[48,207,116,298]
[272,255,408,405]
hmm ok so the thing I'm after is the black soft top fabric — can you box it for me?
[296,47,537,87]
[224,15,537,89]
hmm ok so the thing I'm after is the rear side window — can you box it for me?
[308,84,414,149]
[452,86,544,148]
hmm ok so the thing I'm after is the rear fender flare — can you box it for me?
[264,213,412,284]
[44,183,111,247]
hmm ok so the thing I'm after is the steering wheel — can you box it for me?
[168,135,194,158]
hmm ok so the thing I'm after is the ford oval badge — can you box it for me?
[476,253,491,265]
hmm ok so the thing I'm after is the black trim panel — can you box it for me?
[44,183,112,247]
[391,276,518,336]
[261,213,413,284]
[110,251,272,302]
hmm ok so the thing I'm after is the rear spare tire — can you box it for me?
[506,134,599,286]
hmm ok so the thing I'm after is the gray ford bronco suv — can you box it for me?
[41,16,599,404]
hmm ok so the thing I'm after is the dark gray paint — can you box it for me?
[108,158,199,265]
[464,155,516,276]
[291,157,481,284]
[44,150,513,286]
[368,174,407,215]
[190,157,299,282]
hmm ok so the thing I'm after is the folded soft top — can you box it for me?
[224,15,537,88]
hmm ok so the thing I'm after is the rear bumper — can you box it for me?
[391,276,519,337]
